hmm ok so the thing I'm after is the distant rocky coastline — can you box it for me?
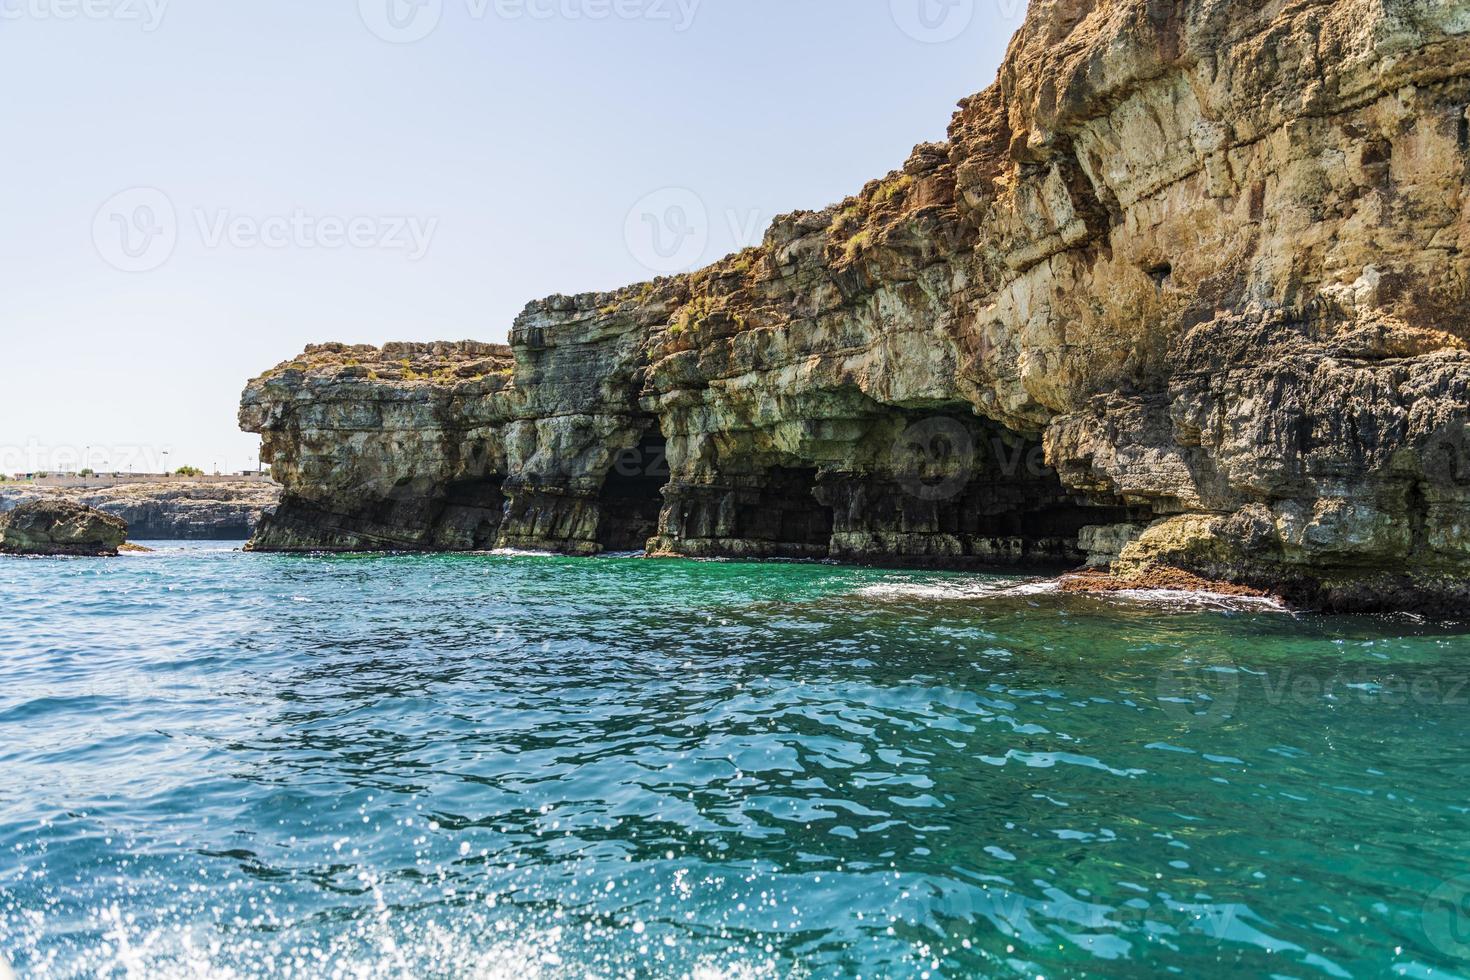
[0,482,280,541]
[239,0,1470,614]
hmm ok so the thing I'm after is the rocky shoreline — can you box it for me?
[239,0,1470,614]
[0,482,280,541]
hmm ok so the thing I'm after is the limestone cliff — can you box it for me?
[242,0,1470,612]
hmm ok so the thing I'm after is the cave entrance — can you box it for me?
[823,408,1149,569]
[655,462,836,560]
[755,466,835,557]
[596,428,670,553]
[434,475,508,550]
[939,415,1146,566]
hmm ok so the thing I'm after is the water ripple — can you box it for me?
[0,546,1468,978]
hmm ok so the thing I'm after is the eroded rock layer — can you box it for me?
[242,0,1470,611]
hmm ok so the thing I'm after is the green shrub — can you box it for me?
[728,251,757,275]
[830,204,861,231]
[876,174,915,204]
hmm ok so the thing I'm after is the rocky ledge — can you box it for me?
[242,0,1470,613]
[0,482,281,540]
[0,499,127,557]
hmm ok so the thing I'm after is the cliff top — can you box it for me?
[252,341,514,388]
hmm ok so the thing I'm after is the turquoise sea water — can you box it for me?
[2,544,1470,979]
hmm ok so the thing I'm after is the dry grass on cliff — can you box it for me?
[256,341,514,387]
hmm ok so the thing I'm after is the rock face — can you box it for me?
[239,343,519,552]
[241,0,1470,612]
[0,499,127,557]
[0,482,280,540]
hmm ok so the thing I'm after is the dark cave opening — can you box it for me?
[759,466,837,554]
[820,409,1150,569]
[650,410,1148,567]
[658,463,837,560]
[596,429,670,553]
[436,475,509,550]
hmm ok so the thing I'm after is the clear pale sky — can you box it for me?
[0,0,1020,476]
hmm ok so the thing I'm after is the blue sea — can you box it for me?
[2,542,1469,978]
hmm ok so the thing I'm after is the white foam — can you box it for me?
[10,909,782,980]
[853,578,1059,601]
[853,577,1289,613]
[120,543,243,556]
[1099,587,1290,613]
